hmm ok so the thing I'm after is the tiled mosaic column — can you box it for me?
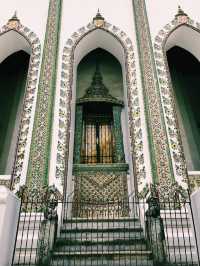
[113,105,125,163]
[26,0,63,190]
[132,1,175,193]
[73,105,83,164]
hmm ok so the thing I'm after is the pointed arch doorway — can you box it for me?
[72,48,129,217]
[167,46,200,171]
[56,21,148,219]
[0,50,30,174]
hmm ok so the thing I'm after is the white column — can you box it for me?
[0,186,20,266]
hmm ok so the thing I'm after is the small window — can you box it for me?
[81,103,114,164]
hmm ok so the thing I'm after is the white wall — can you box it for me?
[49,0,153,192]
[0,1,49,183]
[145,0,200,40]
[0,186,20,266]
[0,0,49,43]
[191,189,200,258]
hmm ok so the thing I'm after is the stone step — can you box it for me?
[163,220,192,228]
[59,231,144,241]
[166,236,195,246]
[50,258,153,266]
[161,210,189,216]
[61,226,143,234]
[53,250,152,256]
[13,250,37,265]
[18,223,42,230]
[166,252,198,263]
[15,238,38,249]
[63,217,139,224]
[55,237,146,244]
[54,241,147,252]
[62,219,141,230]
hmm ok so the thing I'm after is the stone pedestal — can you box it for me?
[146,216,166,265]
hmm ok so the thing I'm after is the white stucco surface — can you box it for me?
[0,0,49,42]
[49,0,153,191]
[145,0,200,40]
[3,0,200,191]
[191,189,200,257]
[0,186,20,266]
[165,25,200,61]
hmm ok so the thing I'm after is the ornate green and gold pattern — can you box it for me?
[132,0,175,190]
[27,0,62,189]
[153,8,200,191]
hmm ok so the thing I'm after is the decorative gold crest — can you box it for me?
[93,9,105,28]
[7,11,20,29]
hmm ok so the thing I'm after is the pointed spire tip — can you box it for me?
[9,10,20,21]
[175,4,188,18]
[93,9,105,27]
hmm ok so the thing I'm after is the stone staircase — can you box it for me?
[50,217,153,266]
[161,210,198,264]
[13,213,44,265]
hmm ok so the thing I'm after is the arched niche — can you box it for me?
[54,22,148,198]
[0,30,31,64]
[76,48,123,102]
[165,36,200,171]
[165,25,200,62]
[0,19,41,187]
[154,13,200,188]
[0,50,30,174]
[69,31,133,200]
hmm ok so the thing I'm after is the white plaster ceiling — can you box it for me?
[74,29,124,67]
[0,30,31,64]
[165,25,200,62]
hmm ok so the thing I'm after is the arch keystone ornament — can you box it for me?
[93,9,105,28]
[7,11,20,28]
[154,6,200,195]
[55,13,148,197]
[0,13,41,190]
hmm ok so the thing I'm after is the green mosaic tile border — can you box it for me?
[132,0,175,189]
[27,0,63,188]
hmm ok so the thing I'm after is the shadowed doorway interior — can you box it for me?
[0,50,30,174]
[167,46,200,171]
[72,48,129,217]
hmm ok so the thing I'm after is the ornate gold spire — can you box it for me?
[11,11,19,21]
[7,11,20,28]
[175,5,188,22]
[77,62,123,105]
[93,9,105,27]
[176,6,187,17]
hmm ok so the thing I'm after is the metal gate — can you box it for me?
[12,193,200,266]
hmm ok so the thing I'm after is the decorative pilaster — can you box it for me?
[113,106,125,163]
[27,0,62,189]
[132,1,174,187]
[73,105,83,163]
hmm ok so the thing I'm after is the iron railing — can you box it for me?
[12,198,58,266]
[12,196,200,266]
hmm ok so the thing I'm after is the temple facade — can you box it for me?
[0,1,200,265]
